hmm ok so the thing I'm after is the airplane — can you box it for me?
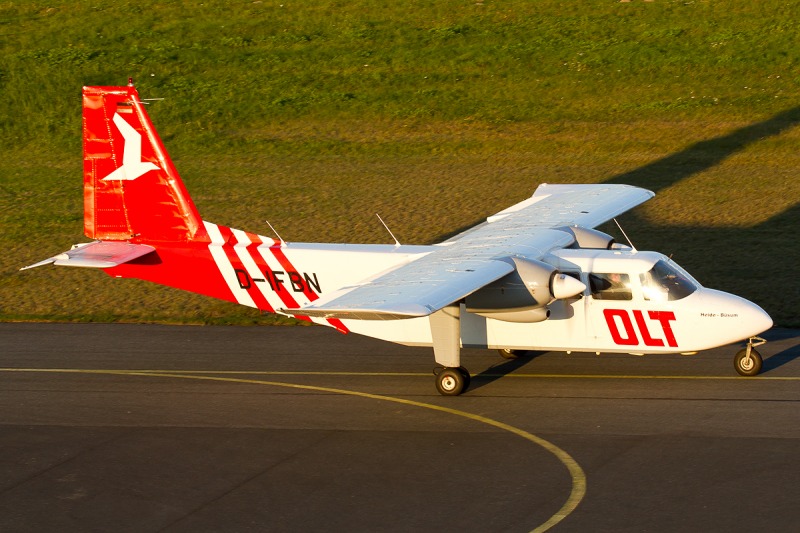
[22,82,774,395]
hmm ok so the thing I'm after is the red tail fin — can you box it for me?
[83,84,204,242]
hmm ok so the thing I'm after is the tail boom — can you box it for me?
[104,220,348,332]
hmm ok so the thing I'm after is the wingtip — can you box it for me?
[19,258,56,271]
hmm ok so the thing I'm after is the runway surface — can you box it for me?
[1,322,798,532]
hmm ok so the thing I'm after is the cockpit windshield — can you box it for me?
[640,260,697,301]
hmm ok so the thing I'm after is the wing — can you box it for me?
[284,183,654,320]
[20,241,156,270]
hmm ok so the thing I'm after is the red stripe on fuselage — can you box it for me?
[216,225,274,312]
[268,240,348,333]
[239,232,311,323]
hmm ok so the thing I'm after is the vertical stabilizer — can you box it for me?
[83,84,204,242]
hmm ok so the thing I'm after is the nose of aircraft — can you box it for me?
[697,288,773,340]
[744,300,773,336]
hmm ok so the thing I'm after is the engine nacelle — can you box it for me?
[473,307,551,324]
[564,226,616,249]
[465,257,585,322]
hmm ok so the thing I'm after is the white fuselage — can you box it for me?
[245,239,772,355]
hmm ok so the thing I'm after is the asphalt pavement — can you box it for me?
[1,323,798,532]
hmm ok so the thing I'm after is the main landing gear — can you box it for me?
[498,348,523,359]
[734,336,766,376]
[434,367,471,396]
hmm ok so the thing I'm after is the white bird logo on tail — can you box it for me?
[101,113,160,181]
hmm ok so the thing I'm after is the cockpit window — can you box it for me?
[640,260,697,301]
[590,273,632,300]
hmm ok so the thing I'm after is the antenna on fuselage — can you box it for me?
[613,218,637,252]
[376,214,401,247]
[265,220,287,247]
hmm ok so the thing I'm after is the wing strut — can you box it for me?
[429,305,461,368]
[430,305,471,395]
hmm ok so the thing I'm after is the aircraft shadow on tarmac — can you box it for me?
[469,351,545,392]
[761,329,800,373]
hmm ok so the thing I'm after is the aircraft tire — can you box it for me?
[734,348,762,376]
[436,368,467,396]
[457,366,471,390]
[498,348,521,359]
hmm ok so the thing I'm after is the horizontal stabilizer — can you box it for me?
[21,241,155,271]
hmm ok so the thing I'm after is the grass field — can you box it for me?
[1,1,798,327]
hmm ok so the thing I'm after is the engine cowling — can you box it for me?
[564,226,616,249]
[473,307,551,324]
[465,257,586,323]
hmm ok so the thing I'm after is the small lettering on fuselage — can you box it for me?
[235,268,321,293]
[603,309,678,348]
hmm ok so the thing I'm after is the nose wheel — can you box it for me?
[434,367,471,396]
[734,337,765,376]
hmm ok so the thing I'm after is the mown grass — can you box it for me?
[1,0,798,326]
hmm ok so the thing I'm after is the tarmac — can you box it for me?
[1,322,798,532]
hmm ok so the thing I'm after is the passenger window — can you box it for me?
[590,273,632,301]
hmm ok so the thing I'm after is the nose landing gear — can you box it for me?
[734,336,766,376]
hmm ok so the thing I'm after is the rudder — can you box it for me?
[83,83,204,243]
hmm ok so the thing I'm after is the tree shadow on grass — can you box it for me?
[435,106,800,328]
[598,107,800,329]
[605,106,800,193]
